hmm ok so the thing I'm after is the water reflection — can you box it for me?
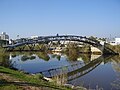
[36,52,50,61]
[51,54,61,61]
[111,55,120,90]
[0,52,120,89]
[50,56,103,85]
[0,53,12,68]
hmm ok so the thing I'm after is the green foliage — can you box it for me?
[21,55,29,61]
[36,52,50,61]
[21,55,36,61]
[89,36,97,41]
[65,43,79,60]
[79,45,91,53]
[0,40,9,47]
[34,73,44,80]
[51,54,61,60]
[29,56,36,60]
[99,38,106,41]
[56,55,61,60]
[0,47,4,52]
[79,54,91,64]
[64,43,91,60]
[0,52,13,68]
[0,85,22,90]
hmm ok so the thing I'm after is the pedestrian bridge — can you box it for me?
[3,35,117,55]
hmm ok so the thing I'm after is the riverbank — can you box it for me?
[0,66,87,90]
[0,66,72,90]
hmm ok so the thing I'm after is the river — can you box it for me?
[0,52,120,90]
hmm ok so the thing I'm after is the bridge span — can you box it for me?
[3,35,117,55]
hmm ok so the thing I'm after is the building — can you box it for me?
[0,32,9,41]
[0,32,9,46]
[115,38,120,45]
[107,38,120,45]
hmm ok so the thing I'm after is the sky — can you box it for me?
[0,0,120,39]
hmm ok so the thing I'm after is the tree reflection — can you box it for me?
[65,43,79,61]
[56,55,61,61]
[21,55,36,61]
[65,43,91,63]
[0,53,13,68]
[36,52,50,61]
[51,54,61,61]
[79,54,91,64]
[10,52,34,58]
[9,52,37,61]
[10,52,50,61]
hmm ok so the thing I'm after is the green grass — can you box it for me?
[0,66,71,90]
[0,85,22,90]
[0,47,4,52]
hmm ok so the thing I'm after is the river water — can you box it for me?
[0,52,120,90]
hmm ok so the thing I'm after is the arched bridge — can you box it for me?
[3,35,117,55]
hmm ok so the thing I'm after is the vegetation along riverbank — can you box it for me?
[0,66,75,90]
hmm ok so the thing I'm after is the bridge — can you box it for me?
[3,35,117,55]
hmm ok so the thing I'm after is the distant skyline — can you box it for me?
[0,0,120,39]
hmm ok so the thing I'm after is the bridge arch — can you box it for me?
[3,35,117,55]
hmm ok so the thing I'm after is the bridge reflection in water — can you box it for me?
[35,55,113,85]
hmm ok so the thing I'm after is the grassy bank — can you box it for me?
[0,66,72,90]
